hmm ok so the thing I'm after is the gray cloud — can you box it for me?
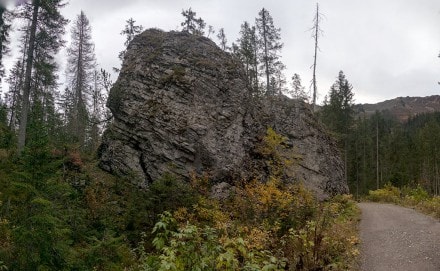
[3,0,440,104]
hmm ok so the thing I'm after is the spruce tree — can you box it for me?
[16,0,67,153]
[321,70,354,134]
[321,71,355,184]
[17,0,39,153]
[0,6,11,82]
[66,11,96,147]
[4,21,32,130]
[5,61,24,129]
[89,69,112,150]
[118,18,143,63]
[255,8,283,96]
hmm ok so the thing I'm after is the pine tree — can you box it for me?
[290,73,308,101]
[255,8,284,96]
[16,0,67,153]
[181,8,206,36]
[272,61,287,95]
[66,11,96,147]
[236,21,259,94]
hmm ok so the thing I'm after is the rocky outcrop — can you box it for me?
[98,29,348,198]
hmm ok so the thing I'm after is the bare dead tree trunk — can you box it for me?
[17,0,39,153]
[310,3,323,112]
[312,3,319,111]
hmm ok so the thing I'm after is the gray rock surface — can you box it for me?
[98,29,348,197]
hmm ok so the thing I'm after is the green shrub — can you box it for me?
[366,183,400,203]
[282,195,360,271]
[135,212,286,271]
[133,181,360,271]
[402,185,430,205]
[367,185,440,219]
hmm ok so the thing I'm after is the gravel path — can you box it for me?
[358,202,440,271]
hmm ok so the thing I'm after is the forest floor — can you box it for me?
[358,202,440,271]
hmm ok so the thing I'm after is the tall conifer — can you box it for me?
[66,11,96,147]
[17,0,67,153]
[255,8,283,96]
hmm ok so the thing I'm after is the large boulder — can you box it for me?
[98,29,348,198]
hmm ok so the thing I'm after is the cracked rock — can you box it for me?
[98,29,348,198]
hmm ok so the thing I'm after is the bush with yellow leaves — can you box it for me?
[132,128,360,270]
[366,183,401,203]
[367,184,440,219]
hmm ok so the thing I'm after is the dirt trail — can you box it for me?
[358,202,440,271]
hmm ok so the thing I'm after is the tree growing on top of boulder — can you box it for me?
[114,18,143,73]
[119,18,143,62]
[181,8,206,36]
[290,73,308,101]
[235,21,260,95]
[216,28,228,51]
[255,8,284,96]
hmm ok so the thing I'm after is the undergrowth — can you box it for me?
[130,128,361,271]
[0,128,361,270]
[366,184,440,219]
[131,181,360,271]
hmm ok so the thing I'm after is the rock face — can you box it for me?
[99,29,348,198]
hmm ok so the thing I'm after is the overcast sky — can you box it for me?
[4,0,440,104]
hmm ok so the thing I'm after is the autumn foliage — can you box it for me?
[133,128,360,270]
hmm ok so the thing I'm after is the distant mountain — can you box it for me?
[355,95,440,122]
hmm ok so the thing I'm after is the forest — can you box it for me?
[0,1,438,270]
[318,72,440,197]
